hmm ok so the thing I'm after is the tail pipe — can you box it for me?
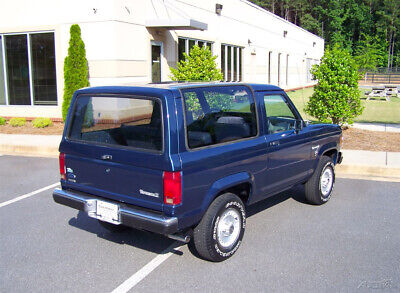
[167,233,191,243]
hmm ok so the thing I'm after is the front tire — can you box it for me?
[305,155,335,205]
[193,193,246,262]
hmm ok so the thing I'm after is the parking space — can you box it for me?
[1,155,399,292]
[0,155,59,202]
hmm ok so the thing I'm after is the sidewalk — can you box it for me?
[336,149,400,180]
[352,122,400,133]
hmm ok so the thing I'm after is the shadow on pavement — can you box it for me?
[68,211,180,255]
[247,184,307,217]
[68,184,308,257]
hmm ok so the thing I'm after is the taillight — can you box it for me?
[59,152,66,180]
[163,171,182,205]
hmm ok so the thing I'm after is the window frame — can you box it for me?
[0,31,57,106]
[66,93,165,154]
[221,44,243,82]
[262,93,303,135]
[179,84,259,151]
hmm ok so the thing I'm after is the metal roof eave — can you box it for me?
[145,18,208,31]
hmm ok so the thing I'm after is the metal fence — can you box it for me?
[364,67,400,74]
[363,72,400,84]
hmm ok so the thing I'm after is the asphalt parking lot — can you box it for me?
[1,154,399,292]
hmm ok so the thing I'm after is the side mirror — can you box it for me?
[295,120,303,133]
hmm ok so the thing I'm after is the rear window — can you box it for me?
[68,96,163,152]
[182,85,257,149]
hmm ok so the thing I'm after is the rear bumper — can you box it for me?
[53,188,178,235]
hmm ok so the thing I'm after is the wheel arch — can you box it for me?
[200,172,253,215]
[311,143,339,173]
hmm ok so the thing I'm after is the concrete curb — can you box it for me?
[0,134,61,158]
[0,145,59,158]
[352,122,400,133]
[336,164,400,180]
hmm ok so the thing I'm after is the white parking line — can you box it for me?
[0,182,60,208]
[111,242,180,293]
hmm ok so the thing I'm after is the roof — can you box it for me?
[76,82,283,97]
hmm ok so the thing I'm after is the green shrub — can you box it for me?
[62,24,90,121]
[305,45,364,125]
[170,45,223,81]
[9,117,26,127]
[0,117,6,125]
[32,118,53,128]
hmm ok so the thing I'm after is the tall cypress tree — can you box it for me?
[62,24,89,121]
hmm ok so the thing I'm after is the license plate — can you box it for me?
[96,200,120,224]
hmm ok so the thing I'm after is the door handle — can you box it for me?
[269,141,280,147]
[101,154,112,160]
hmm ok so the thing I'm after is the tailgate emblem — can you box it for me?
[139,189,159,198]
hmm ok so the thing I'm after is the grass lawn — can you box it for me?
[286,87,400,124]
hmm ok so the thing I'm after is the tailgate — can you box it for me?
[60,94,169,212]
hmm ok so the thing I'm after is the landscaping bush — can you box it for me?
[32,118,53,128]
[305,45,364,125]
[62,24,90,121]
[0,117,6,125]
[9,118,26,127]
[170,45,223,81]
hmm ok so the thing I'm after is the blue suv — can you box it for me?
[53,83,342,262]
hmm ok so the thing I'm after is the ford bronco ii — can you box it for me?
[53,83,343,262]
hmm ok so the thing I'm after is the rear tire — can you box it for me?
[193,193,246,262]
[98,220,129,232]
[305,155,335,205]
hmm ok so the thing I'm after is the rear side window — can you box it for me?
[182,86,257,149]
[68,96,163,152]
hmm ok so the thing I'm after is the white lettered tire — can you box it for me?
[193,193,246,262]
[305,155,335,205]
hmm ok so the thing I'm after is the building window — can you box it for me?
[306,58,319,83]
[268,51,272,84]
[221,44,242,82]
[0,36,7,105]
[0,32,57,106]
[286,54,289,85]
[177,37,213,62]
[278,53,281,85]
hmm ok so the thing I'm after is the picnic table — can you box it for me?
[365,85,398,101]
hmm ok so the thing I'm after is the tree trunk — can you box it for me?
[387,30,393,69]
[390,34,395,70]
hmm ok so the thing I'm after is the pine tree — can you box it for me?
[62,24,89,121]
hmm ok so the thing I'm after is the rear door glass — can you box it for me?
[68,96,163,152]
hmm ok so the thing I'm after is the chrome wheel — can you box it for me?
[320,166,334,197]
[216,208,241,249]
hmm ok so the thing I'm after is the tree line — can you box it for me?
[250,0,400,71]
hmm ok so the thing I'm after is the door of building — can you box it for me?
[151,42,162,83]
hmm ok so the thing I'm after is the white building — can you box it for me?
[0,0,323,119]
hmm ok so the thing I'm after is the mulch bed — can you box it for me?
[1,122,399,152]
[342,127,400,152]
[0,122,64,135]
